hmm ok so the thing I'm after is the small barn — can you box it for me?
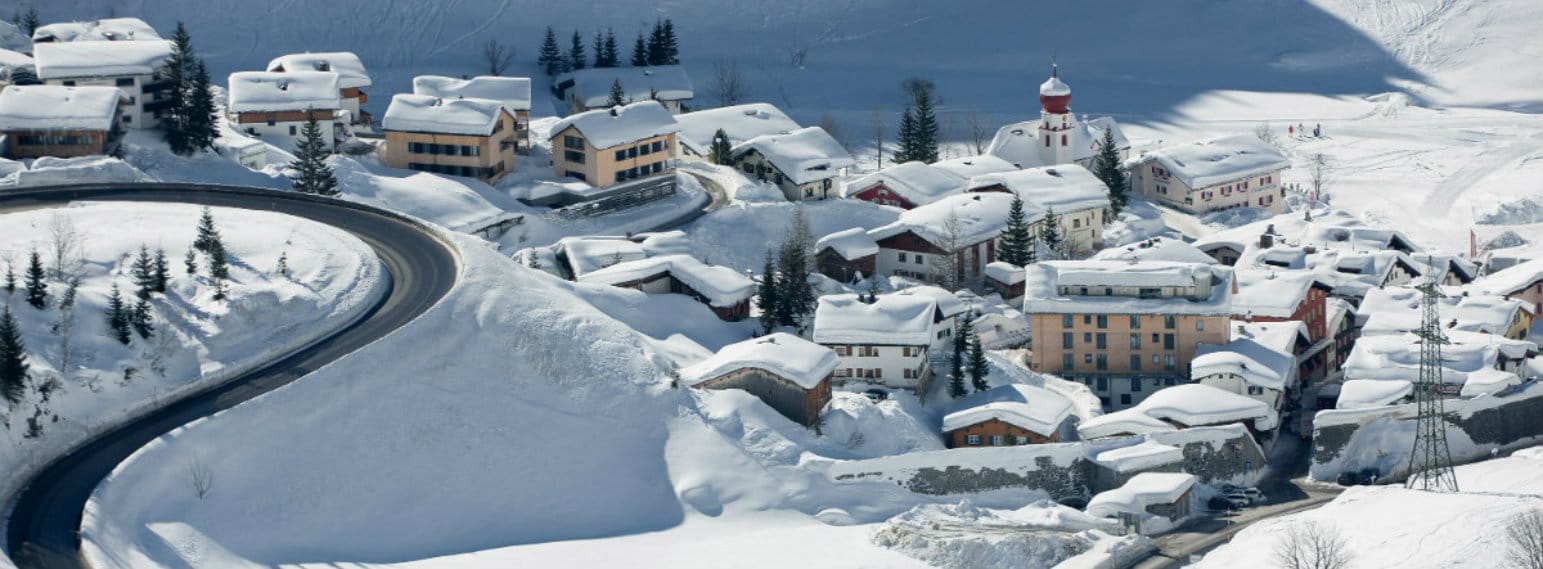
[942,384,1074,447]
[815,228,878,284]
[682,333,838,427]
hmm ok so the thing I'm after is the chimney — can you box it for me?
[1259,232,1274,249]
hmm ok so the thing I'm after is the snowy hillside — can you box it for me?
[0,203,382,516]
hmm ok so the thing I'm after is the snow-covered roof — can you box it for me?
[548,100,680,150]
[0,49,32,77]
[868,192,1023,249]
[1040,75,1071,97]
[412,75,531,112]
[813,293,936,346]
[557,65,693,107]
[985,261,1026,285]
[552,236,648,277]
[1086,473,1196,519]
[1078,384,1271,439]
[1358,286,1527,337]
[815,227,879,260]
[931,155,1017,179]
[33,40,173,79]
[1023,261,1234,316]
[33,18,160,43]
[1461,368,1522,398]
[1195,210,1419,259]
[383,94,508,136]
[1237,321,1309,355]
[1140,135,1290,190]
[1343,331,1537,387]
[578,254,753,307]
[844,161,966,205]
[266,52,371,88]
[226,71,341,113]
[1473,257,1543,297]
[681,333,838,390]
[942,384,1073,437]
[1231,268,1327,319]
[0,85,124,131]
[674,103,799,154]
[966,164,1111,213]
[987,115,1128,169]
[1192,338,1295,391]
[1090,237,1217,265]
[1092,441,1184,474]
[895,285,969,319]
[731,126,854,185]
[1336,379,1412,410]
[635,231,693,257]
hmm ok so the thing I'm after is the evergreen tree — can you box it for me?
[0,305,27,404]
[184,59,218,152]
[909,88,939,164]
[591,30,605,68]
[106,284,131,345]
[1039,206,1064,260]
[275,251,290,277]
[131,245,156,299]
[756,249,779,335]
[773,208,815,329]
[567,30,587,71]
[209,242,230,301]
[865,275,882,301]
[966,318,989,393]
[3,262,13,295]
[23,249,46,309]
[159,22,194,155]
[646,20,665,66]
[660,19,679,64]
[893,107,917,163]
[537,27,564,75]
[948,325,967,399]
[708,128,733,165]
[153,249,170,293]
[184,248,198,275]
[290,112,339,195]
[600,28,620,68]
[607,79,627,107]
[1093,128,1128,215]
[131,297,154,339]
[21,8,38,38]
[194,207,221,253]
[998,194,1036,266]
[631,33,648,66]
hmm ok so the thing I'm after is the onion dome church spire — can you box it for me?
[1039,62,1072,114]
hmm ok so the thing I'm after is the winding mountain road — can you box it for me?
[0,184,461,569]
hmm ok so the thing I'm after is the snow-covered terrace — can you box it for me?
[1023,261,1234,316]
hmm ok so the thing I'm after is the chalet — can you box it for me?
[1086,473,1196,536]
[942,384,1073,447]
[1193,338,1298,413]
[730,126,854,201]
[548,100,679,189]
[894,285,970,350]
[1077,384,1276,440]
[814,227,877,284]
[412,75,532,153]
[867,192,1021,286]
[813,293,936,391]
[1130,135,1289,215]
[225,71,344,146]
[983,262,1026,301]
[1343,330,1536,398]
[674,103,799,159]
[1231,268,1333,342]
[32,40,173,129]
[382,94,517,183]
[987,64,1129,171]
[31,17,160,43]
[965,164,1112,255]
[554,65,693,114]
[577,254,753,321]
[843,161,968,209]
[0,85,126,159]
[266,52,372,125]
[1335,378,1413,409]
[1023,261,1235,410]
[1472,258,1543,319]
[682,333,837,427]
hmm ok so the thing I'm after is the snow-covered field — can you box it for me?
[1191,446,1543,569]
[0,202,382,522]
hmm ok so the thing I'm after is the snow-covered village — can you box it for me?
[0,2,1541,568]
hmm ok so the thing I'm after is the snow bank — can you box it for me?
[2,156,153,187]
[871,500,1127,569]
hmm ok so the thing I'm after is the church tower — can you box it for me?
[1037,63,1078,166]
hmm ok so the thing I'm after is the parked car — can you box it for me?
[1208,495,1246,511]
[1336,468,1380,486]
[1218,484,1264,504]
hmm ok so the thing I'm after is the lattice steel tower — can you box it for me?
[1405,267,1459,492]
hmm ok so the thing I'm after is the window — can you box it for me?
[898,252,907,263]
[1164,315,1176,329]
[1165,355,1176,370]
[652,140,663,153]
[1083,332,1092,343]
[615,149,627,161]
[1062,353,1073,371]
[1129,333,1141,349]
[1095,333,1107,349]
[1153,354,1161,365]
[914,256,923,265]
[1096,354,1107,371]
[1131,355,1142,371]
[564,135,584,150]
[628,147,639,159]
[1247,386,1264,396]
[1167,377,1178,386]
[564,150,585,163]
[1061,134,1068,146]
[1084,315,1092,325]
[1063,314,1074,328]
[990,435,1006,446]
[1164,334,1175,349]
[1016,436,1030,444]
[1062,333,1074,349]
[742,163,754,173]
[62,80,76,86]
[1096,377,1108,391]
[1120,394,1132,405]
[1045,135,1051,147]
[652,162,663,173]
[565,170,586,181]
[1196,320,1205,331]
[1152,333,1160,344]
[1084,353,1093,364]
[1096,315,1108,329]
[289,125,297,135]
[804,188,814,197]
[1073,219,1082,229]
[1130,315,1141,329]
[115,77,134,86]
[966,434,983,446]
[267,114,277,126]
[615,171,626,184]
[1130,377,1142,392]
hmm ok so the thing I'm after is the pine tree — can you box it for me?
[21,8,38,38]
[756,249,779,335]
[948,323,967,399]
[591,30,605,68]
[131,245,156,299]
[910,88,939,164]
[184,248,198,275]
[106,284,131,345]
[0,305,27,404]
[607,79,627,107]
[631,33,648,66]
[893,107,917,163]
[646,21,665,66]
[24,249,46,309]
[275,251,290,277]
[966,318,989,392]
[3,262,13,295]
[290,112,339,196]
[194,207,221,253]
[567,30,587,71]
[600,28,620,68]
[159,22,194,155]
[184,59,218,152]
[1039,206,1064,260]
[708,128,733,165]
[660,19,679,64]
[537,27,564,75]
[131,297,154,339]
[153,249,170,293]
[773,208,815,329]
[209,240,231,301]
[865,275,882,301]
[999,194,1036,266]
[1093,128,1128,216]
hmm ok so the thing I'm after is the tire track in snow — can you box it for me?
[1419,130,1543,215]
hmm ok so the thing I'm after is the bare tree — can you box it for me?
[190,456,214,499]
[1255,122,1282,151]
[1273,521,1352,569]
[870,106,886,169]
[52,276,80,381]
[481,39,515,76]
[47,213,84,281]
[901,76,936,100]
[1506,510,1543,569]
[1308,153,1333,217]
[967,105,990,155]
[931,211,964,291]
[710,59,747,108]
[817,114,848,151]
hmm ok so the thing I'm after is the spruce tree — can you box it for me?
[3,262,13,295]
[646,21,665,66]
[153,249,170,293]
[948,326,967,399]
[538,27,564,75]
[999,194,1036,266]
[194,207,221,253]
[631,33,648,66]
[601,28,620,68]
[20,8,38,36]
[591,30,605,68]
[275,251,290,277]
[1039,206,1064,260]
[131,245,156,299]
[184,59,218,152]
[23,249,46,309]
[159,22,194,155]
[290,112,339,196]
[708,128,733,165]
[607,79,627,107]
[910,88,939,164]
[184,248,198,275]
[660,19,679,64]
[0,305,27,404]
[131,297,154,339]
[106,284,131,345]
[1093,128,1128,216]
[966,317,989,392]
[209,241,231,301]
[893,107,917,164]
[756,249,779,335]
[567,30,587,71]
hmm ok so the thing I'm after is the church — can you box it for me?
[986,64,1130,171]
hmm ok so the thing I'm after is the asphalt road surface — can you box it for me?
[0,184,460,569]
